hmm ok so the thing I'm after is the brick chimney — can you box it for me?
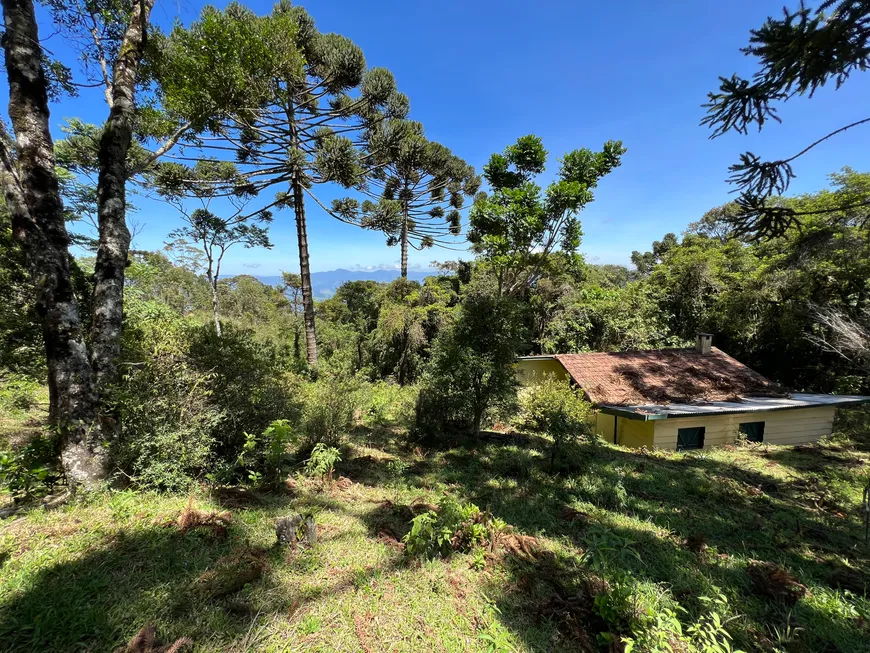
[695,333,712,355]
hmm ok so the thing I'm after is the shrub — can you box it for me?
[299,374,361,449]
[403,494,502,559]
[238,419,297,486]
[362,381,419,427]
[304,443,341,482]
[0,373,42,413]
[113,300,299,489]
[0,434,61,500]
[113,344,222,491]
[515,374,593,465]
[415,289,524,438]
[186,322,300,456]
[386,458,409,502]
[623,593,743,653]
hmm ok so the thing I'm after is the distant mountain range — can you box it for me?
[256,268,434,299]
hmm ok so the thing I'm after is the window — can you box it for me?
[677,426,705,451]
[739,421,765,443]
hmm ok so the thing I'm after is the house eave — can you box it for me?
[597,393,870,421]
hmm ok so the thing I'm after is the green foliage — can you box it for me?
[469,134,625,294]
[298,373,361,449]
[385,458,409,502]
[0,434,61,500]
[238,419,297,486]
[581,524,642,575]
[623,594,743,653]
[0,207,42,377]
[627,169,870,393]
[515,374,593,463]
[112,302,222,490]
[0,373,42,414]
[113,298,298,489]
[403,494,493,559]
[304,443,341,481]
[581,525,743,652]
[319,276,457,385]
[335,120,480,257]
[186,322,299,454]
[702,1,870,238]
[416,284,524,436]
[361,381,419,427]
[542,283,683,353]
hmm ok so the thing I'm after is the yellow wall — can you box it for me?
[652,406,837,450]
[595,412,615,442]
[594,412,654,448]
[619,418,655,448]
[515,358,569,385]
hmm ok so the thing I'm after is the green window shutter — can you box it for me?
[677,427,705,451]
[739,421,765,443]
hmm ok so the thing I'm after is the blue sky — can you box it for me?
[29,0,870,274]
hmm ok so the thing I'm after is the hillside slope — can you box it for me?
[2,414,869,651]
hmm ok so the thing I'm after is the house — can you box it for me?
[517,334,870,450]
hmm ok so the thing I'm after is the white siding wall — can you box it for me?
[652,406,837,450]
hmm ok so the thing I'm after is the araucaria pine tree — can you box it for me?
[166,2,409,368]
[334,121,480,278]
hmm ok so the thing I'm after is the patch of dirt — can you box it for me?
[353,612,377,653]
[364,500,415,547]
[827,566,868,595]
[211,486,262,509]
[535,575,611,653]
[561,506,591,524]
[747,561,809,606]
[684,533,708,554]
[112,625,191,653]
[409,499,437,515]
[376,530,405,551]
[169,497,232,538]
[195,546,269,599]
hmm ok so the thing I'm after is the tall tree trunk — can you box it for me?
[207,273,222,337]
[90,0,154,390]
[0,0,105,489]
[400,204,409,279]
[291,172,317,367]
[286,101,317,368]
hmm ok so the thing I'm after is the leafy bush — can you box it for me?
[415,289,524,438]
[0,434,61,500]
[623,593,743,653]
[186,322,300,455]
[361,381,418,427]
[0,373,42,413]
[299,374,361,449]
[304,443,341,482]
[403,494,502,559]
[385,458,409,502]
[238,419,297,486]
[113,300,299,489]
[515,374,593,464]
[113,341,222,490]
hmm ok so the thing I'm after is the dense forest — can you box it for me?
[1,1,870,652]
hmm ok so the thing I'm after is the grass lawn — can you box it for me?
[1,414,870,652]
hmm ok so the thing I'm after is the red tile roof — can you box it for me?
[554,348,785,406]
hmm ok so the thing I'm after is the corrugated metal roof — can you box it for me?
[599,393,870,421]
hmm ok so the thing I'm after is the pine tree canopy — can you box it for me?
[703,1,870,240]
